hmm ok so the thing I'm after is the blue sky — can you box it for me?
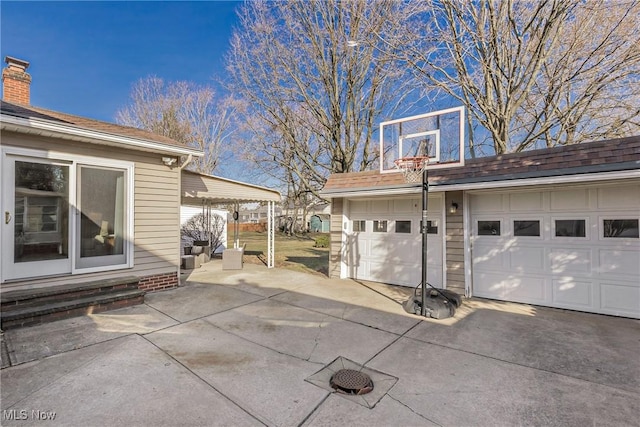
[1,1,241,122]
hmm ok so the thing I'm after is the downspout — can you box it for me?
[177,154,193,286]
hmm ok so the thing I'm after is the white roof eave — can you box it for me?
[1,113,203,157]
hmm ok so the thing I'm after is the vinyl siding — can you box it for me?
[329,198,344,278]
[445,191,465,294]
[1,132,180,289]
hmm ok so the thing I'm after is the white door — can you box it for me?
[346,196,445,288]
[470,182,640,318]
[2,155,72,280]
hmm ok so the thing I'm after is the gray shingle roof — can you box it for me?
[322,136,640,194]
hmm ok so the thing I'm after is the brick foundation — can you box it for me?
[138,271,179,292]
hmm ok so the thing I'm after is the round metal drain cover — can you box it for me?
[330,369,374,395]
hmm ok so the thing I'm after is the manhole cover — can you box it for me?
[330,369,374,395]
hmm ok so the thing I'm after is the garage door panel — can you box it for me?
[549,248,592,274]
[551,189,589,210]
[370,200,390,213]
[350,200,368,213]
[471,272,504,297]
[598,249,640,277]
[509,192,543,211]
[393,199,416,213]
[597,185,640,209]
[472,193,504,213]
[509,246,545,273]
[473,243,507,270]
[552,278,592,307]
[347,196,445,289]
[600,282,640,315]
[471,182,639,318]
[370,261,419,286]
[504,275,546,302]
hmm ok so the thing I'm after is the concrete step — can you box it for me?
[1,277,145,329]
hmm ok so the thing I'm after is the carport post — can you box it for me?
[267,200,275,268]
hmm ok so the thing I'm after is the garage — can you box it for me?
[323,135,640,318]
[345,195,444,287]
[470,182,640,318]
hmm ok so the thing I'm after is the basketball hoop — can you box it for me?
[394,156,429,183]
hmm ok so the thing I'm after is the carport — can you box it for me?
[181,170,281,267]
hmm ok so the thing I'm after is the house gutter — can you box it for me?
[0,113,203,157]
[176,154,193,287]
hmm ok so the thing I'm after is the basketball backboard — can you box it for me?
[379,106,465,173]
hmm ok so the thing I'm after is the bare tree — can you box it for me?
[225,0,419,199]
[181,212,226,253]
[395,0,640,155]
[116,76,235,174]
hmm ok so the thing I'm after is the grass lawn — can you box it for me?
[227,231,329,276]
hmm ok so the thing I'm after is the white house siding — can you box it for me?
[0,132,180,290]
[469,180,640,318]
[329,198,344,279]
[445,191,465,296]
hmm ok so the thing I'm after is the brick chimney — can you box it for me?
[2,56,31,105]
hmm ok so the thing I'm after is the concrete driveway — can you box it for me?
[2,261,639,426]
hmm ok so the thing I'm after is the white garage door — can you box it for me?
[346,196,444,288]
[470,182,640,318]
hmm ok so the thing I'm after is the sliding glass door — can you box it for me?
[76,165,127,269]
[2,149,133,282]
[3,157,72,279]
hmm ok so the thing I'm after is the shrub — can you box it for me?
[314,234,330,248]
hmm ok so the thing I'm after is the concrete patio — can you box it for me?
[1,261,639,426]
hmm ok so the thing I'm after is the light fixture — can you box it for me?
[449,202,459,214]
[162,156,177,167]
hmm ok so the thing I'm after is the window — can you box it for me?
[353,220,366,232]
[514,220,540,237]
[373,220,387,232]
[14,161,69,263]
[420,220,439,234]
[603,219,639,238]
[76,166,128,269]
[395,220,411,233]
[478,220,501,236]
[555,219,586,237]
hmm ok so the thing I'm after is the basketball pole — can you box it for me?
[421,166,429,317]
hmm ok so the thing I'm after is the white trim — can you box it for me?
[379,106,465,173]
[442,170,640,192]
[379,105,466,127]
[1,114,203,157]
[399,130,441,163]
[598,216,640,241]
[551,216,590,241]
[321,170,640,199]
[463,191,472,297]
